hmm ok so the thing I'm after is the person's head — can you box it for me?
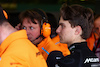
[19,9,49,45]
[0,6,17,44]
[56,3,94,46]
[46,12,58,38]
[93,14,100,37]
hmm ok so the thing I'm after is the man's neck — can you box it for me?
[1,22,17,44]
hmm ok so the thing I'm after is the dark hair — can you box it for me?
[94,14,100,21]
[19,9,48,27]
[19,10,42,26]
[46,12,58,38]
[46,12,58,29]
[33,8,48,22]
[60,3,94,39]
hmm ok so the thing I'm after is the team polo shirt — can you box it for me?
[52,35,70,56]
[47,42,100,67]
[0,30,47,67]
[57,42,100,67]
[86,32,99,51]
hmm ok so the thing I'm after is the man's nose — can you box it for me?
[56,26,60,34]
[26,29,30,35]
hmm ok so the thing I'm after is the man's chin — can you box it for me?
[28,38,32,40]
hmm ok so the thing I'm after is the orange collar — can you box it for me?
[37,36,51,50]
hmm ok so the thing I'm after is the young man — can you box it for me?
[47,3,100,67]
[0,6,47,67]
[18,9,63,60]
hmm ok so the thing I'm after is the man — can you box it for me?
[18,9,63,60]
[0,6,47,67]
[47,3,100,67]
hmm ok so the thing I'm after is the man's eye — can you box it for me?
[30,27,34,30]
[61,25,64,28]
[22,27,26,29]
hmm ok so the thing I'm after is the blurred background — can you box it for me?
[0,0,98,27]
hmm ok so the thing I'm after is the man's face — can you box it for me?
[94,17,100,36]
[21,18,41,44]
[56,17,76,46]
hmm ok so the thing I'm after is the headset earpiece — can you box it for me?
[33,8,51,37]
[3,10,8,19]
[41,22,51,37]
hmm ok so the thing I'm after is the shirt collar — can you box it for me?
[69,42,87,51]
[37,36,51,49]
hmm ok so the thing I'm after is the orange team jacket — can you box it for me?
[37,36,62,60]
[52,35,70,56]
[0,30,47,67]
[86,32,99,51]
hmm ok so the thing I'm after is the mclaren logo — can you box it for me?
[84,58,99,63]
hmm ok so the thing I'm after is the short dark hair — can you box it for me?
[19,9,48,26]
[19,10,42,26]
[33,8,48,22]
[60,3,94,40]
[94,14,100,21]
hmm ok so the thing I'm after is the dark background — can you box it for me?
[0,0,98,27]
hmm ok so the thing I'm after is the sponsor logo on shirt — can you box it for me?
[10,63,22,65]
[91,63,100,67]
[56,57,61,60]
[84,58,99,63]
[36,52,41,57]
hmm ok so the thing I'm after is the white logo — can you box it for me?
[56,57,61,60]
[84,58,99,63]
[91,63,100,67]
[55,64,60,67]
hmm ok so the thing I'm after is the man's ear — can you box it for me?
[75,26,82,35]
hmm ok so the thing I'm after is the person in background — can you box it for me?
[87,14,100,61]
[47,3,100,67]
[0,6,47,67]
[46,12,70,56]
[46,12,58,38]
[8,12,20,28]
[18,9,63,61]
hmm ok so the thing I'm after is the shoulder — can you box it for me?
[47,51,64,67]
[44,37,61,52]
